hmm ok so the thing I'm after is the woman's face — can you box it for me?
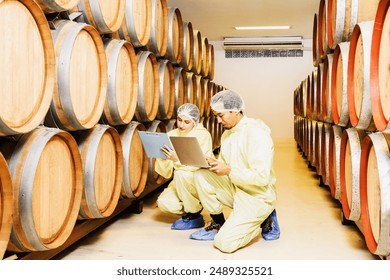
[177,115,195,133]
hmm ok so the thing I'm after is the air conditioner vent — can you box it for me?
[223,36,303,50]
[225,49,303,58]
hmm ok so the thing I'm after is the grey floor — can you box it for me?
[55,140,378,260]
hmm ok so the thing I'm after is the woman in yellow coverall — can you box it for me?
[155,103,214,230]
[189,90,280,253]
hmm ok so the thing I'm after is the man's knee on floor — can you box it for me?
[213,234,240,254]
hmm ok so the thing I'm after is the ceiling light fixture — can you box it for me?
[234,25,291,30]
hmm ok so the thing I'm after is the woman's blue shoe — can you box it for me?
[261,210,280,241]
[171,215,205,230]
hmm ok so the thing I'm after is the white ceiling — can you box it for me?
[166,0,319,41]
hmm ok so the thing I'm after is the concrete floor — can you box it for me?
[55,140,378,260]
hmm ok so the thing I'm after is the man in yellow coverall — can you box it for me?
[155,103,214,230]
[189,90,280,253]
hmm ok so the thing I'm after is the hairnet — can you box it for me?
[177,103,200,124]
[210,90,245,112]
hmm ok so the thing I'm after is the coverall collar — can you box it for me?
[229,115,248,132]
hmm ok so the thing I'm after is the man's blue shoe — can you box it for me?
[171,215,205,230]
[189,220,221,240]
[261,210,280,241]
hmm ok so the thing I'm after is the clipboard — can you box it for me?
[138,132,210,168]
[137,131,173,159]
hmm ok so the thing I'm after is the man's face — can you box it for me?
[212,110,239,129]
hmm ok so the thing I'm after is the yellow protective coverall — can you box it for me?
[193,116,277,253]
[155,123,214,215]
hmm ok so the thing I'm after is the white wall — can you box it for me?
[210,40,315,142]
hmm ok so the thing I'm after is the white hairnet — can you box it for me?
[210,90,245,112]
[177,103,200,124]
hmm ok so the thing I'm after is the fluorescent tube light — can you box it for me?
[234,26,291,30]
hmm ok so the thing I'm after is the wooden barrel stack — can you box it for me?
[0,0,224,258]
[294,0,390,258]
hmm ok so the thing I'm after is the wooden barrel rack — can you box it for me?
[0,0,224,261]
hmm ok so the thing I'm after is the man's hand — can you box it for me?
[206,156,231,176]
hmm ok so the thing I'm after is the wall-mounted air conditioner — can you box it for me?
[223,36,303,50]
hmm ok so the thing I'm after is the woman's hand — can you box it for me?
[206,156,231,176]
[160,145,179,162]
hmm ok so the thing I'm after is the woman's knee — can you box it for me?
[156,195,170,213]
[156,188,182,214]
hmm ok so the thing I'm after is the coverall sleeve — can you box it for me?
[155,158,174,178]
[228,128,274,192]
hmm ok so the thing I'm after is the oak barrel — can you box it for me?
[207,43,215,80]
[75,0,125,34]
[305,74,312,119]
[35,0,80,13]
[313,13,320,66]
[302,118,309,158]
[1,127,83,252]
[327,0,352,49]
[203,80,214,117]
[328,125,343,200]
[117,121,149,199]
[166,6,183,65]
[308,120,317,166]
[310,69,318,120]
[321,122,331,186]
[194,75,206,117]
[360,132,390,256]
[321,54,333,123]
[209,115,221,150]
[202,116,215,147]
[164,118,177,132]
[318,0,330,60]
[192,29,203,75]
[0,0,54,136]
[101,38,138,126]
[135,51,160,122]
[347,21,375,131]
[75,125,123,219]
[200,36,210,77]
[181,21,194,71]
[119,0,152,47]
[45,19,107,131]
[156,59,175,120]
[331,41,350,127]
[315,121,324,174]
[370,0,390,132]
[172,67,186,118]
[185,71,197,104]
[213,118,223,149]
[339,127,366,221]
[147,0,168,57]
[0,153,12,259]
[316,63,324,121]
[327,0,381,49]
